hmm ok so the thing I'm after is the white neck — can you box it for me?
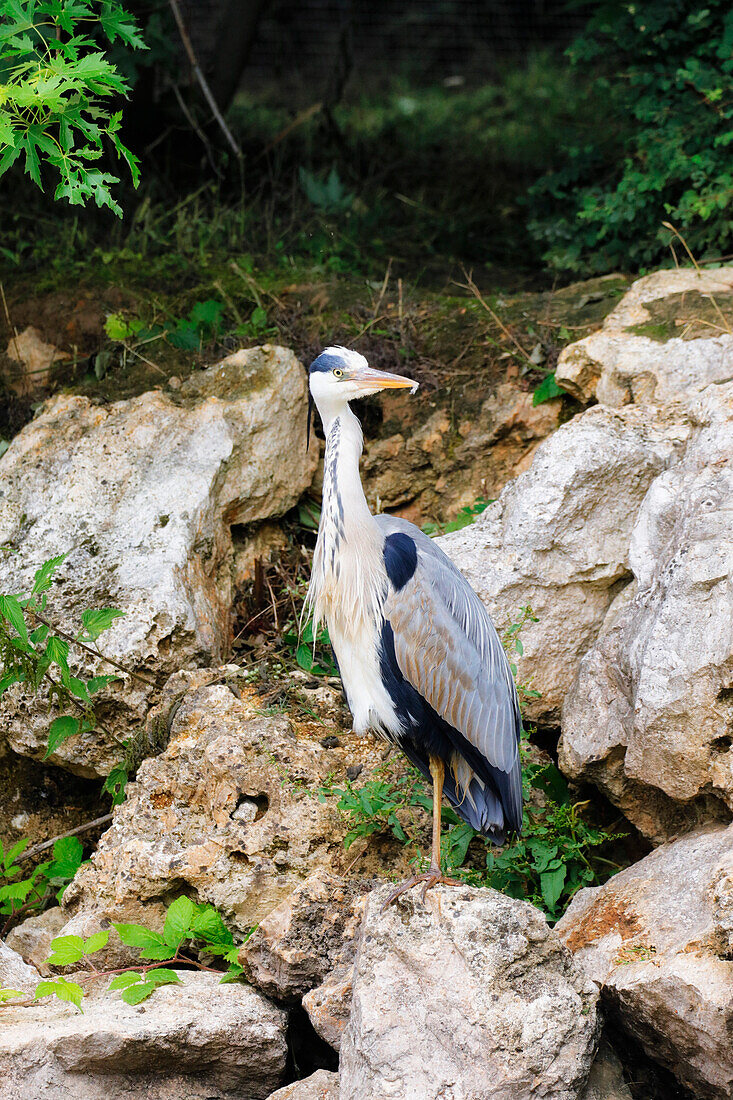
[306,401,385,639]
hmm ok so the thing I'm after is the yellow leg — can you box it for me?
[381,753,459,909]
[428,754,444,872]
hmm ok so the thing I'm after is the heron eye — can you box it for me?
[333,369,343,378]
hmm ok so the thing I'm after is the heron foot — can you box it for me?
[381,865,461,910]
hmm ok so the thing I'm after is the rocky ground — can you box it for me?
[0,266,731,1098]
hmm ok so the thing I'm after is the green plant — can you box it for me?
[299,166,354,214]
[0,552,123,761]
[282,615,337,676]
[528,0,733,273]
[0,0,146,214]
[422,497,492,537]
[532,373,565,407]
[1,896,247,1012]
[0,835,84,933]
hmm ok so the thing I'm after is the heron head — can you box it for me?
[307,347,417,449]
[309,346,417,402]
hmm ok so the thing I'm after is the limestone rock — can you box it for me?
[0,971,287,1099]
[239,870,373,1002]
[303,965,353,1051]
[63,684,351,936]
[0,345,316,776]
[5,906,67,974]
[266,1071,339,1099]
[556,267,733,407]
[0,940,41,994]
[557,823,733,1100]
[339,884,599,1100]
[559,383,733,839]
[438,402,690,721]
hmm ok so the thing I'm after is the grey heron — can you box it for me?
[306,346,523,899]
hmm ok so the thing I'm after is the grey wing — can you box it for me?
[376,514,523,831]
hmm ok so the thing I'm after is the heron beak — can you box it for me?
[352,367,418,393]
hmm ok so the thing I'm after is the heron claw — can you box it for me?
[381,866,461,911]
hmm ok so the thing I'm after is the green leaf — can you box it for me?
[113,924,172,960]
[45,716,80,759]
[32,555,67,594]
[104,313,135,341]
[46,635,70,674]
[296,644,313,671]
[87,674,117,694]
[0,988,26,1003]
[83,930,109,955]
[102,764,128,806]
[108,971,142,991]
[80,608,124,641]
[0,594,28,643]
[50,836,84,876]
[532,374,565,406]
[46,935,85,967]
[120,981,156,1005]
[540,865,567,910]
[35,977,84,1011]
[145,967,182,986]
[163,896,195,948]
[191,905,233,946]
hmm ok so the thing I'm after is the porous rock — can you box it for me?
[559,382,733,840]
[266,1070,339,1099]
[239,870,373,1002]
[0,971,287,1099]
[556,267,733,407]
[63,684,351,938]
[0,345,316,776]
[438,401,690,722]
[557,823,733,1100]
[339,884,599,1100]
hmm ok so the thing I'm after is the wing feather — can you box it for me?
[377,515,523,831]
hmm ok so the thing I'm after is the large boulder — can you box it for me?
[0,971,287,1099]
[438,402,690,722]
[557,823,733,1100]
[339,884,599,1100]
[63,684,357,939]
[0,345,316,777]
[559,384,733,840]
[0,940,42,994]
[556,267,733,407]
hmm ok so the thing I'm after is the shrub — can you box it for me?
[528,0,733,273]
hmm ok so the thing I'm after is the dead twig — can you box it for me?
[168,0,242,161]
[458,268,534,367]
[17,814,114,864]
[0,282,21,361]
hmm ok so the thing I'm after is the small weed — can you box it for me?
[422,497,493,537]
[0,835,84,935]
[0,895,247,1012]
[614,943,657,966]
[282,616,337,677]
